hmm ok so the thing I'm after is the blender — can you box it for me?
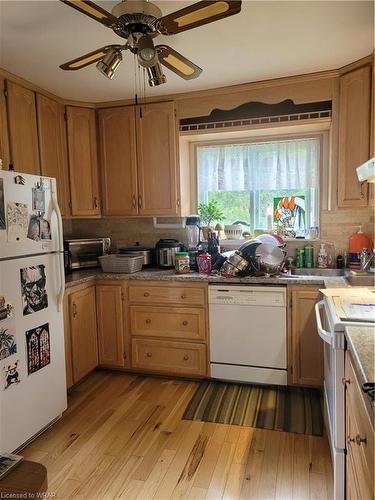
[185,215,201,271]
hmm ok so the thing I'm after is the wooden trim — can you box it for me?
[339,53,374,76]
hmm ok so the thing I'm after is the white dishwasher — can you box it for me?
[209,285,287,385]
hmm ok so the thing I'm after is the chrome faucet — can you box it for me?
[359,248,375,272]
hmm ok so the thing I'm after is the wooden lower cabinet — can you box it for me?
[65,283,98,385]
[128,281,208,377]
[96,282,129,368]
[132,338,207,377]
[345,352,374,500]
[288,286,323,386]
[130,305,206,341]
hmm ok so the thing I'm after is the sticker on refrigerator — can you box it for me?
[3,360,21,390]
[0,320,17,361]
[40,219,51,240]
[0,179,5,230]
[26,323,50,375]
[6,202,28,242]
[14,175,25,185]
[20,265,48,315]
[32,188,46,213]
[0,295,14,321]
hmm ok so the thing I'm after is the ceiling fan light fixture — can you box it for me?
[96,48,122,79]
[146,63,166,87]
[137,34,157,67]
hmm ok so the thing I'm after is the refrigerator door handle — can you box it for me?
[51,179,65,312]
[315,300,332,345]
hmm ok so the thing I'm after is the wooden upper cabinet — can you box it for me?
[66,106,100,217]
[136,101,179,215]
[98,107,138,215]
[36,94,71,216]
[5,80,40,175]
[289,287,323,387]
[337,65,371,208]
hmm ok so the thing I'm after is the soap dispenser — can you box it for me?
[317,243,328,268]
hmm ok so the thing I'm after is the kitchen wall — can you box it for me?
[63,203,374,260]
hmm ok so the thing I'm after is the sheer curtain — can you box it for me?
[197,138,320,203]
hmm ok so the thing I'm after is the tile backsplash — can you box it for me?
[63,206,374,262]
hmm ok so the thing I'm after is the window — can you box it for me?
[197,137,320,237]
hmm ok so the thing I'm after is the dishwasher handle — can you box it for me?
[315,300,332,345]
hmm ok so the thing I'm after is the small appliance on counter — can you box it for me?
[348,226,373,270]
[185,215,202,271]
[64,237,111,272]
[118,245,154,267]
[155,239,184,268]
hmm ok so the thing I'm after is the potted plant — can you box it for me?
[198,201,224,240]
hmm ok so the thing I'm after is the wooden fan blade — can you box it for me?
[60,0,119,27]
[156,45,202,80]
[157,0,242,35]
[60,45,119,70]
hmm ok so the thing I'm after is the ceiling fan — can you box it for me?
[60,0,242,86]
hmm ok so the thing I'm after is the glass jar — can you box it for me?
[175,252,190,274]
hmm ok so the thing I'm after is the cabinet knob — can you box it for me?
[72,303,77,318]
[138,195,143,209]
[183,354,189,361]
[94,197,100,209]
[342,377,350,386]
[146,318,151,324]
[181,294,187,299]
[347,436,355,444]
[355,434,367,446]
[144,292,150,297]
[146,352,152,358]
[132,195,137,209]
[182,320,188,326]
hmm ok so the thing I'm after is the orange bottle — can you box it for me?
[348,226,373,269]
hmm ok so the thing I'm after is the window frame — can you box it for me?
[189,130,329,238]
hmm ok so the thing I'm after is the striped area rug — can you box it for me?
[183,380,323,436]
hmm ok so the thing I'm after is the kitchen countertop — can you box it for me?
[65,267,348,289]
[345,325,375,411]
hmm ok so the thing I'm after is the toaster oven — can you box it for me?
[64,238,111,272]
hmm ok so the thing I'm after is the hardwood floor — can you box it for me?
[23,371,333,499]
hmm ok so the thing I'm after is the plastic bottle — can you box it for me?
[304,244,314,268]
[317,243,328,268]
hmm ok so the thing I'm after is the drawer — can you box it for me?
[130,306,206,341]
[345,353,374,497]
[128,282,207,306]
[131,338,207,377]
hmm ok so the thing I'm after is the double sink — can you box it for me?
[290,268,375,286]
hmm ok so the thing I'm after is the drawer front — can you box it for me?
[130,306,206,341]
[345,353,374,497]
[129,283,206,306]
[131,338,207,377]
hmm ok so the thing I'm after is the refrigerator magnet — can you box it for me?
[6,202,28,242]
[0,295,14,322]
[26,323,50,375]
[0,179,5,230]
[40,219,51,240]
[0,320,17,361]
[32,188,45,212]
[27,215,41,242]
[3,360,21,390]
[20,265,48,316]
[14,175,25,185]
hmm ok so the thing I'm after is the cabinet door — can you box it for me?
[70,285,98,382]
[337,65,371,207]
[289,288,323,386]
[63,293,74,389]
[136,102,178,215]
[5,81,40,174]
[66,106,100,216]
[36,94,71,216]
[98,107,138,215]
[96,283,129,368]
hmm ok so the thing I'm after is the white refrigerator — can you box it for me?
[0,170,67,453]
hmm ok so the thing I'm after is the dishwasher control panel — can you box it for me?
[209,285,286,307]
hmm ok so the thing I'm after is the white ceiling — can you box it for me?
[0,1,373,102]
